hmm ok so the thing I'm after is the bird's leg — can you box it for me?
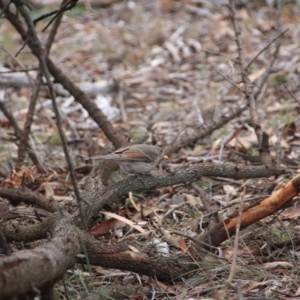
[132,172,146,185]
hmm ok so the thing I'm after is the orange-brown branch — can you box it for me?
[204,174,300,247]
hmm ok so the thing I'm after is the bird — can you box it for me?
[86,144,168,180]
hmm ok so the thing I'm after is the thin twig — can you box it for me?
[283,83,300,106]
[253,2,284,99]
[44,0,68,56]
[33,0,77,29]
[275,121,282,169]
[15,35,30,58]
[204,195,265,218]
[0,97,22,138]
[117,89,128,125]
[0,95,40,165]
[229,0,274,166]
[16,2,87,229]
[172,230,228,261]
[191,182,219,227]
[253,42,281,99]
[33,8,61,25]
[215,70,244,93]
[227,186,245,283]
[229,0,258,125]
[16,71,43,169]
[42,0,78,32]
[156,202,187,250]
[1,45,35,86]
[245,29,288,70]
[164,105,247,156]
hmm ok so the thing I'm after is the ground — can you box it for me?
[1,0,300,299]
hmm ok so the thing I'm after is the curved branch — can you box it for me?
[80,232,193,282]
[0,163,288,297]
[201,173,300,247]
[1,213,59,242]
[164,105,247,156]
[0,188,59,213]
[82,163,287,222]
[0,223,80,298]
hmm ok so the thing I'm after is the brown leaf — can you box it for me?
[179,237,188,253]
[88,218,125,237]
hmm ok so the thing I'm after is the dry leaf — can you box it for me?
[184,193,203,207]
[179,237,188,253]
[100,211,146,233]
[88,218,125,237]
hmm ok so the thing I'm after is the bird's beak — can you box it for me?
[163,155,169,160]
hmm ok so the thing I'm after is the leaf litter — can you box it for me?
[1,1,300,299]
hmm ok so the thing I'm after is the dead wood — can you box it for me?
[0,162,287,297]
[79,232,192,282]
[200,173,300,249]
[0,221,191,297]
[0,1,297,298]
[0,187,59,213]
[0,216,80,298]
[2,213,58,243]
[81,163,287,223]
[28,0,122,9]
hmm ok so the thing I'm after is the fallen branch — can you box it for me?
[202,173,300,248]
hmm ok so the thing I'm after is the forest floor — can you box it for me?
[1,1,300,299]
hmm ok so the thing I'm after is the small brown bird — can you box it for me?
[88,144,168,177]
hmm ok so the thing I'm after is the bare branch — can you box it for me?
[246,29,288,71]
[15,1,87,229]
[0,0,127,149]
[15,72,42,169]
[283,83,300,106]
[0,97,40,165]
